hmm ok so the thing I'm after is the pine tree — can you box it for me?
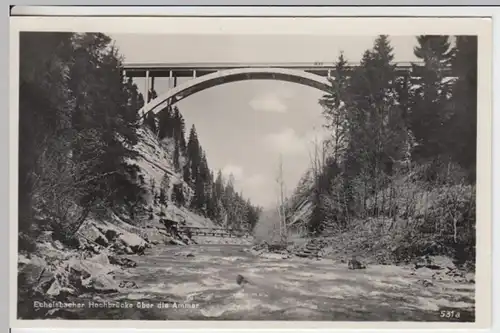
[183,163,191,183]
[187,125,201,182]
[18,32,75,238]
[157,107,172,140]
[331,35,406,220]
[19,32,147,246]
[171,183,185,206]
[123,77,143,128]
[222,175,236,229]
[320,52,351,162]
[69,34,145,210]
[245,201,261,232]
[159,188,167,206]
[206,190,217,220]
[145,111,157,134]
[214,170,224,199]
[173,140,181,171]
[192,176,206,213]
[160,172,170,193]
[409,35,454,164]
[448,36,477,182]
[147,88,158,103]
[173,107,187,152]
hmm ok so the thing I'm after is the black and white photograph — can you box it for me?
[11,15,492,328]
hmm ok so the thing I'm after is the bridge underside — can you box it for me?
[136,68,331,117]
[169,71,330,102]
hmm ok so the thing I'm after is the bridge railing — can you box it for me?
[122,61,421,71]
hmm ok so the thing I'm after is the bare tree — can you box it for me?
[275,154,287,244]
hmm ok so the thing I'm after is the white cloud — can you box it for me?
[265,128,306,155]
[249,93,288,113]
[264,127,331,156]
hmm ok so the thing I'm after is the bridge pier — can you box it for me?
[145,70,150,101]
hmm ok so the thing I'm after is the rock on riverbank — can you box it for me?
[17,213,196,319]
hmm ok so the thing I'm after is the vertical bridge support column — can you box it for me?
[145,70,150,102]
[169,70,178,88]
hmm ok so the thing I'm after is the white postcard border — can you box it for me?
[9,10,494,331]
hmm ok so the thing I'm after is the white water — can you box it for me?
[74,244,475,321]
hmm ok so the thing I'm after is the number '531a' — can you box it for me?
[440,310,460,319]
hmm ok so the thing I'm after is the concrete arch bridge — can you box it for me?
[121,61,423,118]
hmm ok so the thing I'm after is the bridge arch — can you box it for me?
[138,67,331,117]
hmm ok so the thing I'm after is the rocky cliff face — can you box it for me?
[17,126,218,319]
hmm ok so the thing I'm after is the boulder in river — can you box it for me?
[118,232,147,254]
[414,255,454,271]
[66,257,119,293]
[18,256,49,285]
[88,252,111,266]
[236,274,250,286]
[46,278,75,297]
[418,279,434,287]
[119,280,138,289]
[109,256,137,268]
[348,257,366,270]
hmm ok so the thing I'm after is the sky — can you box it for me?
[110,34,419,209]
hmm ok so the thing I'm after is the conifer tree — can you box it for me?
[157,107,172,140]
[173,107,187,152]
[187,125,201,183]
[448,36,477,182]
[171,183,185,206]
[173,140,180,171]
[145,111,157,134]
[18,32,147,246]
[69,33,145,210]
[159,188,167,206]
[183,163,191,183]
[214,170,224,199]
[18,32,74,238]
[320,52,351,162]
[409,35,454,163]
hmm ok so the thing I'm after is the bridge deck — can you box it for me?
[122,61,421,78]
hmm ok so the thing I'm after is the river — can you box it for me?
[71,243,474,321]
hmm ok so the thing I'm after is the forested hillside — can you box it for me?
[144,105,262,232]
[18,32,147,251]
[286,35,477,267]
[17,32,263,316]
[18,31,261,255]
